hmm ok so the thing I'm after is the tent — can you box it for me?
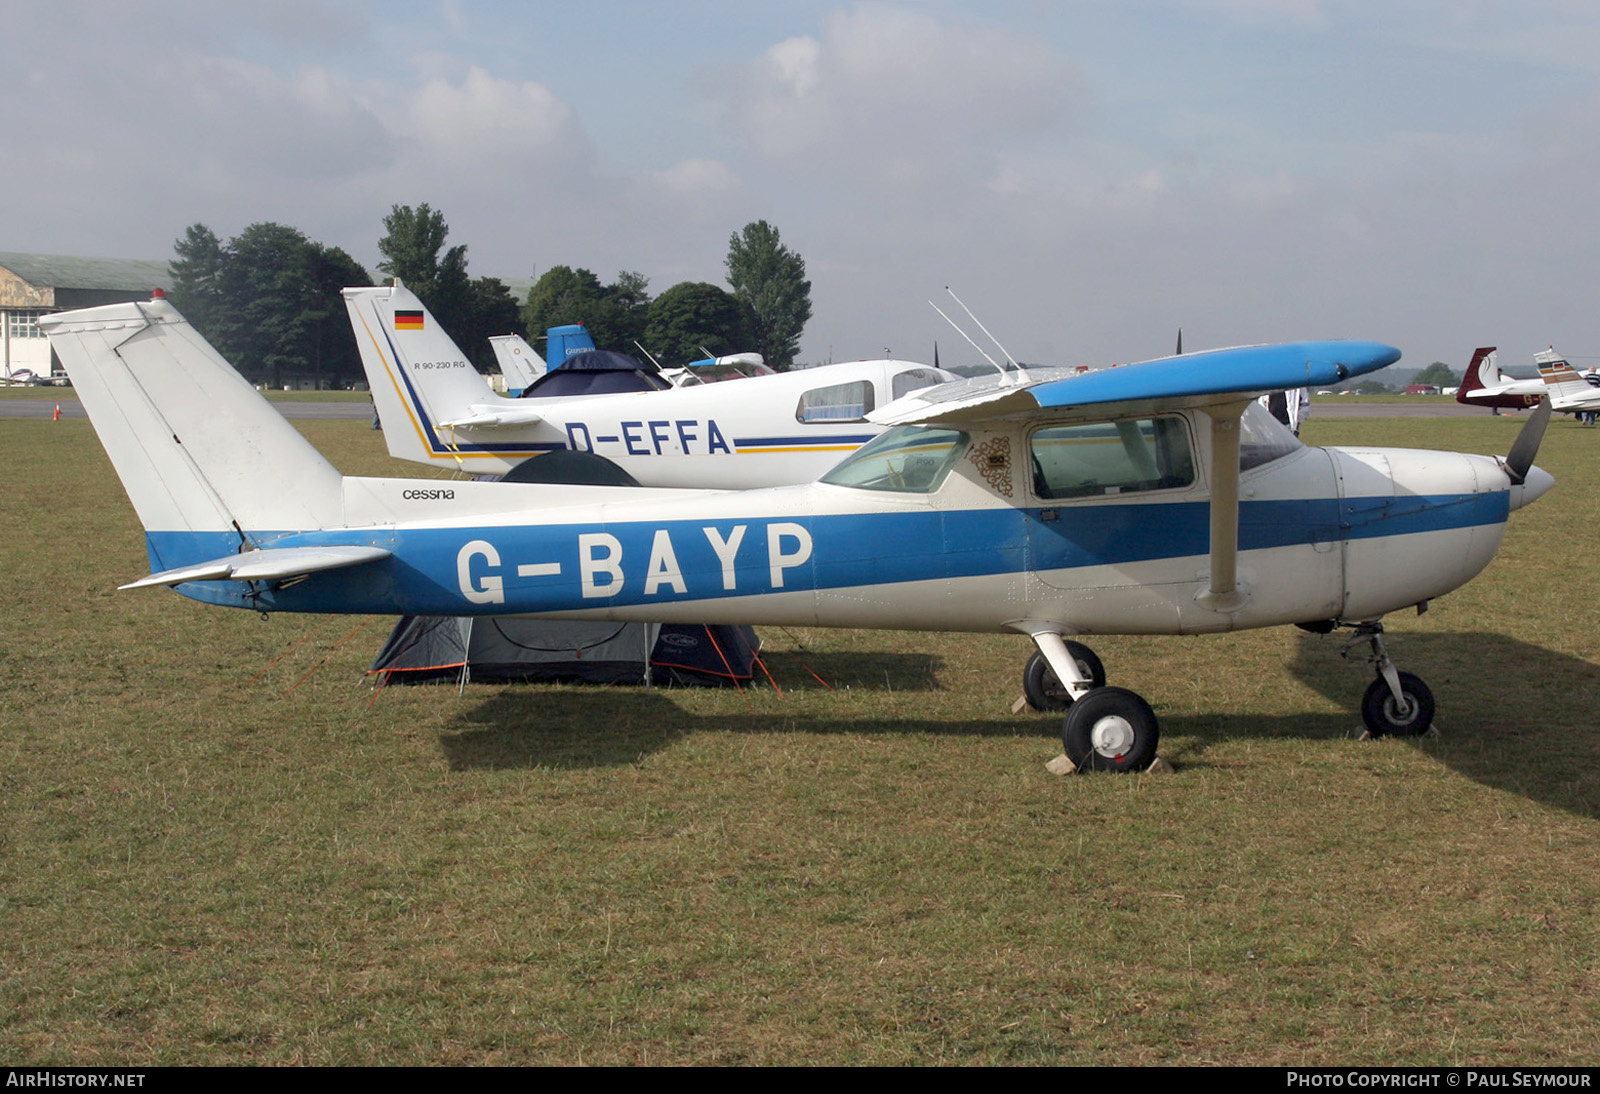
[369,616,760,688]
[516,349,669,398]
[373,439,761,690]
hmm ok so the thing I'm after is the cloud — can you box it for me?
[1180,0,1325,25]
[396,67,584,171]
[726,5,1081,185]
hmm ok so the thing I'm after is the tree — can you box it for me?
[376,203,522,371]
[453,276,523,373]
[725,220,811,371]
[522,267,652,351]
[297,242,372,389]
[168,222,370,389]
[217,222,318,388]
[607,269,652,350]
[1413,361,1459,388]
[376,203,471,326]
[642,282,747,365]
[167,224,226,340]
[523,265,606,341]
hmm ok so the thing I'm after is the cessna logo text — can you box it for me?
[403,488,455,500]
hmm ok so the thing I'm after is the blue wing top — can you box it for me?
[870,340,1400,425]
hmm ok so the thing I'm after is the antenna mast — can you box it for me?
[947,287,1024,381]
[928,300,1005,376]
[632,341,664,369]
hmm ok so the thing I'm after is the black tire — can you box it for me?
[1022,643,1107,712]
[1062,687,1159,773]
[1360,672,1435,738]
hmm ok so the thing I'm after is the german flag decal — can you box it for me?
[394,310,424,331]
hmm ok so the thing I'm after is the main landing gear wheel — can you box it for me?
[1062,687,1160,773]
[1022,643,1106,712]
[1360,672,1435,738]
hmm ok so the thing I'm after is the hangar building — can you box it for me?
[1,252,168,382]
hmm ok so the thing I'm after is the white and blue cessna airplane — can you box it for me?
[41,294,1555,772]
[346,282,955,488]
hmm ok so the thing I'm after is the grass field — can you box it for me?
[1,413,1597,1065]
[0,386,371,403]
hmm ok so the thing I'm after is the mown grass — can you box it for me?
[0,413,1596,1065]
[0,387,369,402]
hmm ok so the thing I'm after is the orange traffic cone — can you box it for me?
[52,404,60,421]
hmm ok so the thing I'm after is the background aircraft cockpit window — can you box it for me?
[1238,403,1304,471]
[820,426,969,493]
[797,380,874,422]
[890,368,949,401]
[1030,416,1195,500]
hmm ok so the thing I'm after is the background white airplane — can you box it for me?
[1534,347,1600,414]
[487,333,547,394]
[42,294,1556,772]
[347,283,956,489]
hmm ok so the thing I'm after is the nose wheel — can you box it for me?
[1360,671,1435,738]
[1341,622,1437,738]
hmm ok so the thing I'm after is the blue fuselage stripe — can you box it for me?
[144,491,1508,616]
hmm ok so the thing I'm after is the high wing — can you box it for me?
[870,341,1398,426]
[872,339,1400,616]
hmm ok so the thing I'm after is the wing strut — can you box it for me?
[1197,400,1250,612]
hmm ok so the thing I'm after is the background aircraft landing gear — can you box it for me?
[1062,687,1161,773]
[1022,642,1105,711]
[1341,622,1436,738]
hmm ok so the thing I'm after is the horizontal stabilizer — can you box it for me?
[121,545,392,590]
[438,404,547,429]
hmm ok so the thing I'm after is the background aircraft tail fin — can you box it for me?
[1455,347,1498,402]
[546,324,597,367]
[344,282,501,465]
[40,295,345,568]
[1534,347,1590,400]
[488,333,547,393]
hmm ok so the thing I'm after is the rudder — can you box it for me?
[41,295,344,571]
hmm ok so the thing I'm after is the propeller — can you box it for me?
[1502,397,1552,485]
[1175,328,1183,356]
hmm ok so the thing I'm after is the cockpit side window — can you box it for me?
[820,425,969,493]
[797,380,874,423]
[1030,416,1195,500]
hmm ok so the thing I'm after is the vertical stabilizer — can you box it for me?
[1455,346,1497,402]
[40,297,344,554]
[545,324,597,367]
[489,333,547,392]
[1534,347,1593,405]
[344,282,505,465]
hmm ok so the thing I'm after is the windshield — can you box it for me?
[820,426,969,493]
[1239,402,1304,470]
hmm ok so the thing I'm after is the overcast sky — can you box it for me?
[8,0,1600,369]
